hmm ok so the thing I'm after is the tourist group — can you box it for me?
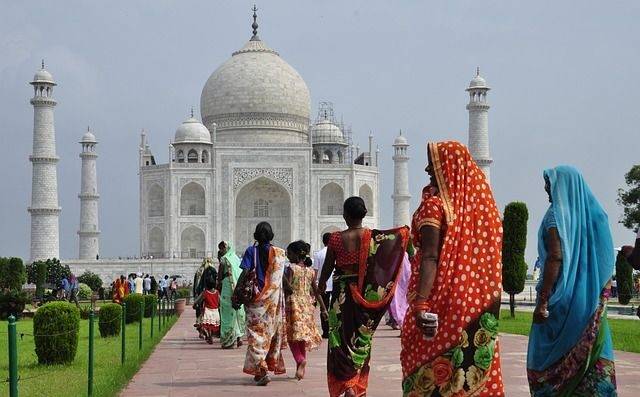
[189,141,638,396]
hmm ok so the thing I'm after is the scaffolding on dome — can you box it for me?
[313,101,354,164]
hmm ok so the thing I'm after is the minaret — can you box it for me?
[466,67,492,181]
[28,61,61,261]
[78,127,100,259]
[392,131,411,227]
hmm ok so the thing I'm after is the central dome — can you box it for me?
[200,35,311,144]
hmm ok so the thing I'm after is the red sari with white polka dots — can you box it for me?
[400,141,504,396]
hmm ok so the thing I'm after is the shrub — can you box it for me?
[98,303,121,337]
[78,271,103,292]
[176,287,191,299]
[33,301,80,364]
[0,290,30,320]
[502,202,529,318]
[122,293,145,323]
[77,283,93,300]
[143,294,157,318]
[0,257,27,291]
[616,251,634,305]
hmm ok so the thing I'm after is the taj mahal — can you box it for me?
[26,10,493,281]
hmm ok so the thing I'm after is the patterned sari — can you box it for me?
[527,166,617,396]
[326,226,410,397]
[242,246,288,376]
[219,243,246,348]
[401,141,504,396]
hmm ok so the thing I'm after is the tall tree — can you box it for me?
[615,251,634,305]
[502,202,529,318]
[617,165,640,230]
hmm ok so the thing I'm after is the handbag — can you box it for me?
[232,246,260,309]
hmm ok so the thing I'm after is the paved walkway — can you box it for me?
[121,310,640,396]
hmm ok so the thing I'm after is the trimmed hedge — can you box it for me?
[0,290,30,320]
[616,251,634,305]
[143,294,157,318]
[33,301,80,364]
[122,293,144,323]
[77,283,93,300]
[502,202,529,318]
[176,287,191,299]
[98,303,122,337]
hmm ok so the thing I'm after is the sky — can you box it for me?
[1,1,639,268]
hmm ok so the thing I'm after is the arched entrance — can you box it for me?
[235,177,291,249]
[180,226,205,258]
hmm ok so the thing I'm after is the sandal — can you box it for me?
[256,374,271,386]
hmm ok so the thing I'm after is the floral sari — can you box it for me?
[242,246,288,376]
[401,141,504,396]
[327,226,410,397]
[527,166,616,396]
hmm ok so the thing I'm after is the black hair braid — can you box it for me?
[287,240,313,267]
[254,222,274,269]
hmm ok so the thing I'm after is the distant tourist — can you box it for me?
[527,166,617,395]
[217,242,245,349]
[159,275,169,301]
[60,276,70,300]
[283,240,322,380]
[236,222,287,386]
[401,141,504,396]
[134,273,144,294]
[113,275,128,303]
[169,277,178,300]
[68,274,79,307]
[193,258,216,339]
[143,274,151,295]
[319,197,408,397]
[312,233,332,338]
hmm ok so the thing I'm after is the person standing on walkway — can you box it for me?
[134,273,144,294]
[313,233,332,338]
[193,273,221,345]
[284,240,323,380]
[236,222,287,386]
[143,274,151,295]
[318,197,409,397]
[217,241,245,349]
[159,275,169,301]
[527,166,617,396]
[400,141,504,396]
[68,274,79,307]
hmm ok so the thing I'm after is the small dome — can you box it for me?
[311,119,344,144]
[81,129,97,143]
[469,74,487,88]
[394,133,408,145]
[32,67,55,85]
[174,117,212,144]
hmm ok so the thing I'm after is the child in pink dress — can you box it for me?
[284,240,323,380]
[193,277,220,344]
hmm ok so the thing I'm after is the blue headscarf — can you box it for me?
[527,166,614,371]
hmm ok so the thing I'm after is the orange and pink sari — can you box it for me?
[401,141,504,396]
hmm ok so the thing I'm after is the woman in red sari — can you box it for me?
[401,141,504,396]
[319,197,409,397]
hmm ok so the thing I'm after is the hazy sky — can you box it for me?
[1,1,639,267]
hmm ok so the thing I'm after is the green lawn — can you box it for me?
[0,312,177,397]
[499,310,640,353]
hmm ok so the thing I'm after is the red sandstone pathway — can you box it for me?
[121,310,640,396]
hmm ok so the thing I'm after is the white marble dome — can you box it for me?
[469,74,488,89]
[81,129,97,143]
[32,68,55,84]
[311,119,344,144]
[200,37,311,142]
[393,133,408,145]
[174,117,212,144]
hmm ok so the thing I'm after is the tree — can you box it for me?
[502,202,529,318]
[78,271,103,292]
[26,258,70,288]
[615,251,634,305]
[0,257,26,291]
[617,165,640,230]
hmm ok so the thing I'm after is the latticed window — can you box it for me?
[253,199,269,217]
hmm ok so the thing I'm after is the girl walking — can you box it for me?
[284,240,323,380]
[193,275,221,344]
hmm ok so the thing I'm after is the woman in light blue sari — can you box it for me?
[527,166,617,396]
[217,241,246,349]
